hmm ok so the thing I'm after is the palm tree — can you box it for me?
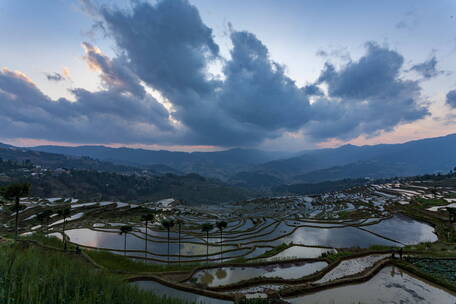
[140,213,155,259]
[119,225,133,256]
[37,209,52,233]
[216,221,228,263]
[161,219,175,264]
[201,223,214,264]
[4,183,30,239]
[57,207,71,250]
[176,219,183,264]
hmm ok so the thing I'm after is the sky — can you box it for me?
[1,0,456,152]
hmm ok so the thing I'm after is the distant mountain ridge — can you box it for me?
[250,133,456,184]
[4,133,456,185]
[0,145,143,174]
[29,145,293,179]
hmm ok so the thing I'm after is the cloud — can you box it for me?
[1,0,432,148]
[82,42,145,97]
[308,42,429,140]
[408,56,444,79]
[395,9,419,30]
[0,67,175,144]
[45,72,65,82]
[63,67,71,79]
[302,84,324,96]
[219,30,311,132]
[45,68,71,82]
[97,0,220,97]
[447,90,456,108]
[94,0,314,146]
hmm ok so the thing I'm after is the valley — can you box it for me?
[2,175,456,303]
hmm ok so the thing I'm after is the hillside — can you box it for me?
[28,133,456,184]
[0,146,140,173]
[255,133,456,182]
[29,145,292,179]
[293,160,419,183]
[0,147,254,204]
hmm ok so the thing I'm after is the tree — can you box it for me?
[119,225,133,256]
[57,207,71,250]
[201,223,214,264]
[216,221,228,263]
[4,183,30,239]
[161,219,175,264]
[140,213,155,260]
[176,219,183,264]
[37,209,53,233]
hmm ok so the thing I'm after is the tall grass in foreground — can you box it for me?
[86,249,210,272]
[0,244,189,304]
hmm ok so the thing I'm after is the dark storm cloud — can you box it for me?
[308,42,429,140]
[408,56,444,79]
[0,68,174,144]
[98,0,220,97]
[317,42,405,99]
[0,0,431,146]
[82,42,145,97]
[447,90,456,108]
[45,72,65,82]
[219,30,311,131]
[94,0,313,146]
[302,84,324,96]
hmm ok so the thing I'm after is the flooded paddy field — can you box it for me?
[133,280,230,304]
[287,266,456,304]
[193,261,328,287]
[3,179,456,303]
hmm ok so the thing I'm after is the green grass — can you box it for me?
[394,259,456,293]
[405,257,456,282]
[320,250,355,262]
[255,243,290,259]
[414,197,448,207]
[0,243,191,304]
[447,192,456,199]
[19,233,72,249]
[86,249,209,273]
[368,244,394,251]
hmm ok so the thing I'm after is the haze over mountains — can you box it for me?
[29,133,456,186]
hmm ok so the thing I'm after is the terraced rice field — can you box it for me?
[3,180,456,303]
[287,266,456,304]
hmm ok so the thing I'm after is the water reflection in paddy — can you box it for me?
[133,280,231,304]
[194,261,328,287]
[287,266,456,304]
[64,214,436,259]
[279,226,400,248]
[249,215,436,248]
[361,215,437,244]
[65,228,237,256]
[265,246,334,260]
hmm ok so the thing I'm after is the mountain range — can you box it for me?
[27,133,456,186]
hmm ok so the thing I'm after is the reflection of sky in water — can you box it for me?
[279,215,436,248]
[282,226,399,248]
[133,280,230,304]
[66,229,238,256]
[266,246,334,260]
[287,266,456,304]
[362,215,437,244]
[65,214,436,256]
[316,254,388,283]
[195,261,328,287]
